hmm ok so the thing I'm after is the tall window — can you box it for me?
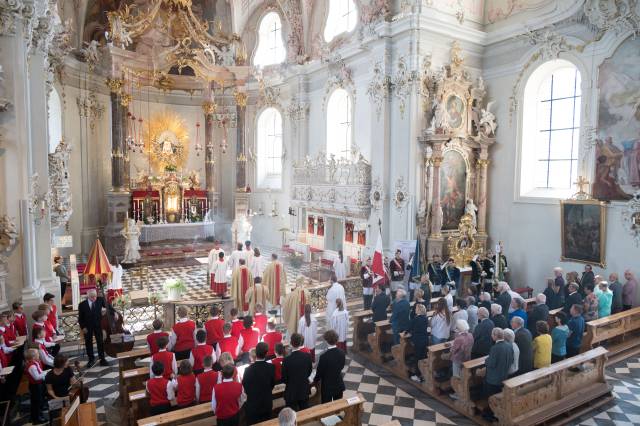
[519,60,582,198]
[256,108,283,189]
[326,88,353,160]
[48,88,62,153]
[324,0,358,42]
[253,12,286,67]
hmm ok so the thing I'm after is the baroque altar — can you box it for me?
[418,42,497,260]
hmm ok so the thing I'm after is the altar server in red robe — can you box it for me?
[211,251,229,297]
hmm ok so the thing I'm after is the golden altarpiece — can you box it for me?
[418,42,497,264]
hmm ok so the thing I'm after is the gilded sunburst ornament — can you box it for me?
[143,110,190,172]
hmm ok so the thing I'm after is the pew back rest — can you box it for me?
[137,402,211,426]
[584,307,640,346]
[253,393,365,426]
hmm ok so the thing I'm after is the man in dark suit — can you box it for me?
[482,327,514,421]
[242,342,275,424]
[496,283,512,319]
[472,307,494,358]
[581,265,595,289]
[563,283,583,314]
[78,288,109,366]
[314,330,346,403]
[511,316,533,374]
[282,333,313,410]
[371,285,390,322]
[390,289,411,344]
[527,294,549,337]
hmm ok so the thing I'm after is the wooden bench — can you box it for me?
[61,400,98,426]
[122,367,150,401]
[389,332,414,378]
[137,402,212,426]
[128,389,149,425]
[253,393,365,426]
[367,320,393,362]
[449,356,488,417]
[118,347,151,403]
[420,342,453,394]
[580,306,640,363]
[351,309,375,354]
[489,347,612,426]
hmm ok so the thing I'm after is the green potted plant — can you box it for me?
[163,278,187,301]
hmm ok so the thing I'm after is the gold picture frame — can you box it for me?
[560,199,607,267]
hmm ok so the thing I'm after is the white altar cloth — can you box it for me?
[140,222,215,243]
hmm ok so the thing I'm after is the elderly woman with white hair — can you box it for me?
[278,407,296,426]
[490,303,508,329]
[502,328,519,376]
[594,280,612,318]
[449,319,473,378]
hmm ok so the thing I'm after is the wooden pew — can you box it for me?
[253,393,365,426]
[61,399,98,426]
[547,307,563,329]
[449,356,488,417]
[118,347,151,403]
[351,309,375,354]
[367,320,393,363]
[129,389,149,425]
[389,332,414,378]
[580,306,640,363]
[122,367,150,402]
[420,342,453,394]
[137,402,212,426]
[489,347,612,426]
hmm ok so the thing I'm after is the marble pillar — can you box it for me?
[235,105,246,191]
[204,104,217,215]
[476,156,489,236]
[110,91,127,191]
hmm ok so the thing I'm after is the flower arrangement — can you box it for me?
[164,278,187,300]
[112,293,131,311]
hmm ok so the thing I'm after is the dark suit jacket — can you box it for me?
[563,292,583,314]
[78,297,107,330]
[478,301,492,312]
[315,347,345,401]
[371,293,390,322]
[514,327,533,374]
[497,292,512,320]
[472,318,494,357]
[242,360,275,415]
[527,304,549,337]
[282,350,312,403]
[391,299,411,334]
[491,314,508,329]
[485,340,514,385]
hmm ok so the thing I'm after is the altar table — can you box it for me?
[140,222,215,243]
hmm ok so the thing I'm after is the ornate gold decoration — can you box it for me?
[202,101,217,116]
[447,213,483,267]
[477,159,490,168]
[106,78,124,94]
[120,93,132,107]
[573,176,591,199]
[234,91,247,108]
[142,110,190,172]
[154,72,174,92]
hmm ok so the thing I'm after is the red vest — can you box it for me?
[213,381,243,419]
[196,370,218,402]
[152,350,174,379]
[147,377,170,406]
[253,314,267,336]
[176,374,196,406]
[31,323,48,342]
[218,336,239,358]
[172,320,196,352]
[0,349,8,369]
[47,305,58,330]
[13,313,27,336]
[239,328,259,353]
[230,320,243,338]
[147,331,169,355]
[25,360,44,384]
[191,344,213,371]
[271,357,283,382]
[262,331,282,357]
[204,318,225,345]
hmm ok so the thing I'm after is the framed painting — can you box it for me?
[560,199,607,267]
[446,94,465,130]
[440,150,467,230]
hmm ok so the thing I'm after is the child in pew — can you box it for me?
[34,327,55,368]
[25,348,48,424]
[171,306,196,361]
[204,306,225,347]
[147,319,169,355]
[269,342,285,383]
[216,323,242,362]
[195,355,218,403]
[12,301,27,337]
[44,293,60,334]
[174,359,196,408]
[229,308,243,338]
[211,364,246,426]
[147,361,176,416]
[253,304,268,336]
[151,336,178,379]
[190,329,215,374]
[0,335,13,367]
[0,311,17,346]
[239,316,260,363]
[262,318,283,358]
[217,352,239,382]
[551,311,570,363]
[38,303,59,341]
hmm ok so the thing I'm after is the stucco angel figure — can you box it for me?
[188,170,200,189]
[479,101,497,136]
[232,215,253,247]
[433,101,449,133]
[121,218,141,263]
[465,198,478,228]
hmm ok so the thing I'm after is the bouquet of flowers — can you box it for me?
[164,278,187,300]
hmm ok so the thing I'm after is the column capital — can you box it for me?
[202,101,217,116]
[477,159,490,168]
[106,78,124,94]
[234,91,248,108]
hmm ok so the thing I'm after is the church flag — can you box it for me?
[410,238,421,282]
[372,231,385,284]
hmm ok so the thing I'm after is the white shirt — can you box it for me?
[444,293,454,311]
[149,349,178,378]
[298,315,318,351]
[229,250,247,271]
[210,378,246,413]
[211,259,229,283]
[330,309,350,342]
[333,258,348,281]
[509,342,520,375]
[28,363,47,382]
[326,282,346,320]
[250,255,267,279]
[430,313,451,340]
[34,338,54,366]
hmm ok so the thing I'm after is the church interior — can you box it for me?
[1,0,640,425]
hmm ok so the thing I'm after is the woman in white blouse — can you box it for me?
[330,298,350,352]
[430,298,452,345]
[298,304,318,362]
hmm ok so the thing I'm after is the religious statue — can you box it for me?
[121,218,142,263]
[465,198,478,228]
[231,215,253,247]
[479,101,497,136]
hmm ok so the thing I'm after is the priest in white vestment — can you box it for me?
[283,277,311,336]
[250,248,267,280]
[330,298,350,352]
[326,272,346,321]
[228,243,247,271]
[244,240,254,269]
[333,250,348,281]
[245,277,270,315]
[210,252,229,297]
[263,253,288,306]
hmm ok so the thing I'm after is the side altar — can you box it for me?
[417,42,497,263]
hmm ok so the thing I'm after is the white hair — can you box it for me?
[553,267,563,272]
[278,407,297,426]
[536,293,546,304]
[503,328,515,343]
[491,303,502,315]
[396,288,406,299]
[87,289,97,297]
[511,316,524,327]
[491,327,504,340]
[480,292,491,301]
[455,319,469,332]
[478,307,489,319]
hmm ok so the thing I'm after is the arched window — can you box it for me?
[256,107,283,189]
[253,12,286,67]
[326,88,353,160]
[48,88,62,153]
[519,59,582,198]
[324,0,358,42]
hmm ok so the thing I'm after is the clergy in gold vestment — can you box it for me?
[231,258,253,313]
[263,253,287,306]
[283,277,311,336]
[245,277,270,315]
